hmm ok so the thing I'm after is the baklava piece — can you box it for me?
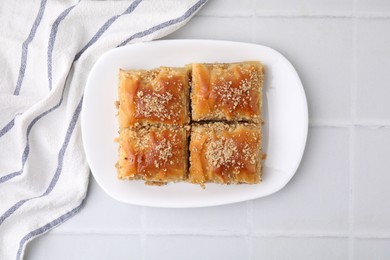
[190,61,263,123]
[117,125,189,185]
[189,122,262,186]
[118,67,190,127]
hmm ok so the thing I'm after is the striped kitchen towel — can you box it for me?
[0,0,206,259]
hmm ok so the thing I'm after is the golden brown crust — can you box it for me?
[117,125,189,184]
[118,67,190,127]
[117,61,264,187]
[189,122,262,186]
[191,61,263,123]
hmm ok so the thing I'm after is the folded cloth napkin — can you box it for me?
[0,0,206,259]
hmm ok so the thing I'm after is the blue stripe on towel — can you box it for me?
[13,0,48,96]
[0,82,70,184]
[16,200,85,260]
[0,3,78,142]
[74,0,143,62]
[118,0,207,47]
[48,3,79,91]
[0,0,141,182]
[0,115,19,138]
[0,97,83,226]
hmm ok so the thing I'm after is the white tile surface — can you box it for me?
[354,128,390,233]
[165,16,254,42]
[253,128,350,232]
[53,178,143,233]
[145,235,248,260]
[24,234,142,260]
[252,237,348,259]
[356,0,390,14]
[145,203,247,232]
[254,17,353,123]
[356,19,390,122]
[354,238,390,260]
[255,0,353,14]
[196,0,254,16]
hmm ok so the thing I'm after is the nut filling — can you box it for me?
[116,62,264,187]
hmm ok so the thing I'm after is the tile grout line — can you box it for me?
[348,0,359,258]
[247,5,256,260]
[351,0,359,126]
[141,230,350,237]
[348,126,356,260]
[141,207,147,260]
[251,4,256,44]
[48,229,390,239]
[309,122,390,128]
[195,12,390,19]
[354,233,390,239]
[246,201,255,260]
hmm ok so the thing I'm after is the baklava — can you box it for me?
[190,61,263,123]
[118,67,190,127]
[189,122,262,186]
[117,125,189,185]
[116,61,264,187]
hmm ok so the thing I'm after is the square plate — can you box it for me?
[81,39,308,208]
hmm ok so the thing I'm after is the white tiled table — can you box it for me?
[25,1,390,259]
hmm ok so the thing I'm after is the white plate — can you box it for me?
[82,39,308,208]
